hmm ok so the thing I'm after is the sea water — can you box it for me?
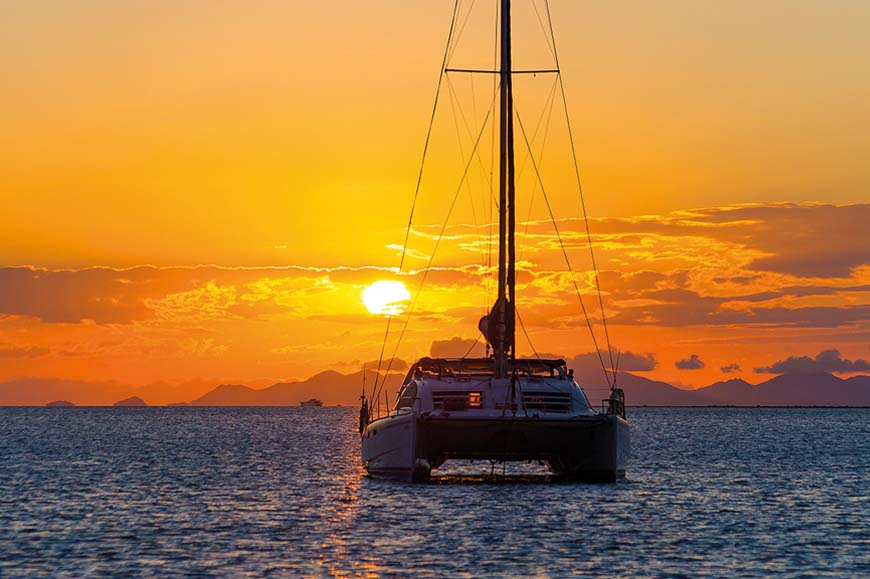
[1,407,867,578]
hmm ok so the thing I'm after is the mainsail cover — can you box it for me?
[478,296,514,355]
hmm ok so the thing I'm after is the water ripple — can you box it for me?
[0,407,868,578]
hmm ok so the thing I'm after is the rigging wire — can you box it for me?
[515,306,564,392]
[445,74,488,304]
[543,0,617,383]
[444,72,500,214]
[445,73,492,228]
[515,107,613,388]
[529,0,557,62]
[371,88,500,406]
[514,307,539,360]
[370,0,462,401]
[460,336,482,359]
[445,4,501,324]
[447,0,479,65]
[445,75,476,227]
[486,0,499,324]
[371,0,618,402]
[516,75,559,261]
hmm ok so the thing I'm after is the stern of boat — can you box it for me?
[547,413,629,482]
[361,412,430,482]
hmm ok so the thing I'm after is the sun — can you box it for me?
[362,280,411,316]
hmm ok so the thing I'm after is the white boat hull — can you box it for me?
[360,412,424,482]
[362,412,629,482]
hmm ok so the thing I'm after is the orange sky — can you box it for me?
[1,1,869,399]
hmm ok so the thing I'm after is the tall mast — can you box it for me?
[495,0,516,379]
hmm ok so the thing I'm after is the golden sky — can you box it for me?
[1,1,869,399]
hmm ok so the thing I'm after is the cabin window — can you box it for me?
[433,390,482,410]
[396,383,417,409]
[468,392,482,408]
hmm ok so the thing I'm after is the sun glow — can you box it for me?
[362,280,411,316]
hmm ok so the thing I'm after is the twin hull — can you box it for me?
[362,412,629,482]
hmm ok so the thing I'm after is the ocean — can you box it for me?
[1,407,867,578]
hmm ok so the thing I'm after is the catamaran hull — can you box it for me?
[361,413,424,482]
[362,414,629,483]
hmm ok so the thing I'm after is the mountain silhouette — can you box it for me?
[609,372,713,406]
[113,396,148,407]
[184,370,404,406]
[695,373,870,406]
[1,369,867,407]
[182,370,868,407]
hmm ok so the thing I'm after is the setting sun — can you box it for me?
[362,280,411,316]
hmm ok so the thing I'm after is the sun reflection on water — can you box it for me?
[310,413,384,579]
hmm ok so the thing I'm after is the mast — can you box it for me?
[494,0,516,379]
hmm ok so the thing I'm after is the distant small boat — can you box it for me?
[300,398,323,407]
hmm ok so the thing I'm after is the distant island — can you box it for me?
[45,400,75,407]
[113,396,148,407]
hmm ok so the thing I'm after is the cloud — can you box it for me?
[3,204,869,334]
[615,351,657,371]
[365,358,409,372]
[720,363,742,374]
[676,354,705,370]
[609,290,870,329]
[593,350,657,372]
[430,337,486,358]
[554,349,657,374]
[754,349,870,375]
[0,265,387,324]
[728,204,870,278]
[0,346,50,359]
[595,203,870,278]
[415,202,870,277]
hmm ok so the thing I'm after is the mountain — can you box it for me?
[3,369,868,407]
[694,378,755,405]
[114,396,148,407]
[571,363,712,407]
[694,373,870,406]
[181,369,717,407]
[184,370,405,406]
[614,372,713,406]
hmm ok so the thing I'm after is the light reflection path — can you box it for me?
[305,410,382,579]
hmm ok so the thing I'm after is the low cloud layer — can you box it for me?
[430,337,486,358]
[1,202,867,387]
[755,349,870,375]
[562,349,657,375]
[0,346,50,359]
[676,354,705,370]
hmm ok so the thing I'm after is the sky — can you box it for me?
[1,0,869,400]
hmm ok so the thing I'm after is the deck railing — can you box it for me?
[600,388,626,418]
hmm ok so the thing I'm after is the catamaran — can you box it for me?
[360,0,629,482]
